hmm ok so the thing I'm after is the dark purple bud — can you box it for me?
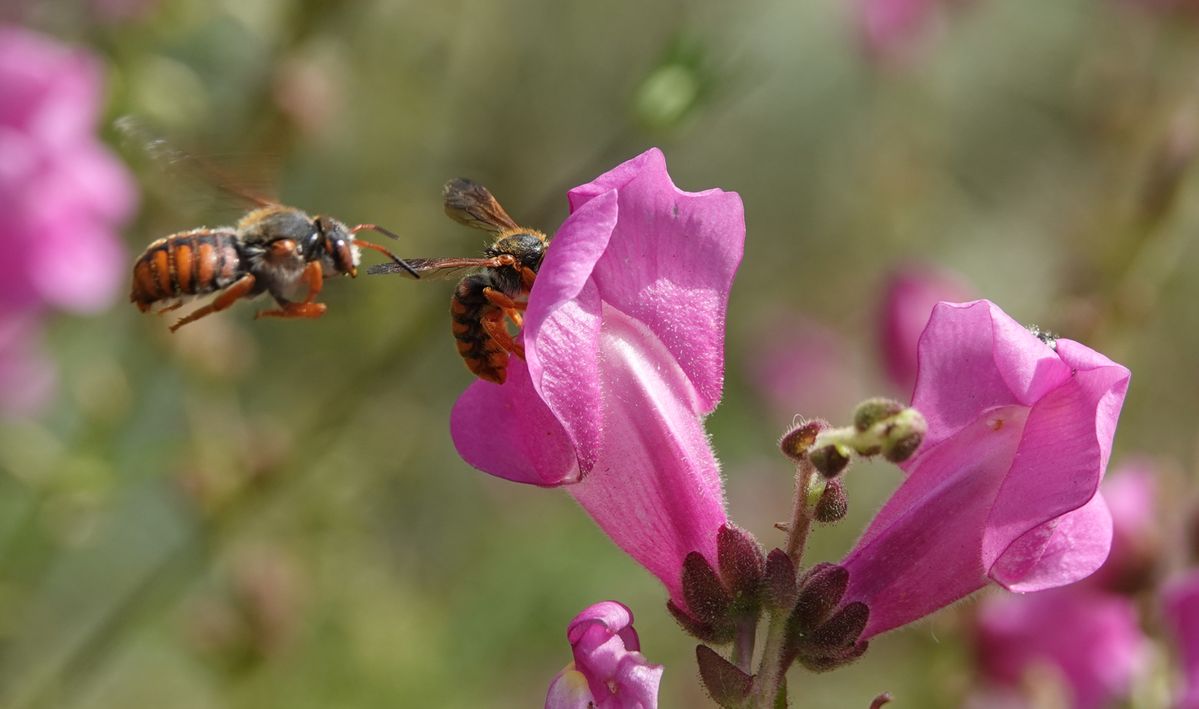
[870,692,894,709]
[853,398,904,432]
[792,563,849,630]
[814,479,848,524]
[763,549,798,610]
[796,640,869,672]
[695,644,752,708]
[681,552,736,642]
[809,444,850,479]
[808,601,869,651]
[780,419,827,461]
[882,431,923,463]
[667,599,719,643]
[717,524,766,601]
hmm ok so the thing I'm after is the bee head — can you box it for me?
[310,216,360,276]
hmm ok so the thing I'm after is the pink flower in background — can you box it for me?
[841,300,1130,638]
[0,25,134,313]
[746,316,863,420]
[452,149,744,608]
[1089,460,1161,593]
[877,265,972,397]
[1163,571,1199,709]
[974,587,1147,709]
[858,0,941,62]
[0,26,135,415]
[0,313,56,417]
[545,601,662,709]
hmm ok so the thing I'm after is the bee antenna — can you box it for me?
[352,239,421,279]
[350,223,401,240]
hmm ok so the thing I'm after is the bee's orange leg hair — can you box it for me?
[255,301,328,320]
[299,261,323,303]
[483,287,527,331]
[169,274,258,332]
[482,309,525,360]
[154,301,185,315]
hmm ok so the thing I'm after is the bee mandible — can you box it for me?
[122,118,418,332]
[369,178,547,384]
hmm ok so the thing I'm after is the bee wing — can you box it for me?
[443,178,521,232]
[366,256,504,279]
[114,115,280,210]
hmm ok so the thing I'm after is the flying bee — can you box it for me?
[369,178,548,384]
[121,117,418,332]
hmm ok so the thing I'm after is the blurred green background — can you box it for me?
[4,0,1199,706]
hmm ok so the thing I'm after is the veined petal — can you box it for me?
[566,306,727,606]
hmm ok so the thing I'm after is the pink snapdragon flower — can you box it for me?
[451,149,744,608]
[858,0,941,61]
[973,587,1147,709]
[545,601,662,709]
[1163,570,1199,708]
[0,26,135,415]
[877,265,972,397]
[840,300,1130,638]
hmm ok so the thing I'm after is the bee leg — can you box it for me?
[153,301,185,315]
[482,311,525,360]
[298,260,323,303]
[169,274,258,332]
[482,287,526,329]
[255,301,329,320]
[518,266,537,290]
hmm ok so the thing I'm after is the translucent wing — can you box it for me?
[443,178,520,232]
[367,256,502,279]
[114,115,278,209]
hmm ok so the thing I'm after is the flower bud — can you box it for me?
[814,479,848,524]
[792,563,849,630]
[809,444,850,478]
[717,524,766,603]
[680,552,735,643]
[666,599,719,643]
[780,419,827,461]
[853,398,905,433]
[763,549,798,610]
[696,644,752,708]
[881,408,926,463]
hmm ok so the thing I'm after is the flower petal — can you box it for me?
[981,354,1130,571]
[989,491,1113,592]
[912,301,1070,450]
[450,357,578,486]
[531,148,743,431]
[842,406,1029,638]
[545,664,596,709]
[565,306,727,605]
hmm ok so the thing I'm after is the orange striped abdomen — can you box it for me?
[451,274,509,384]
[130,228,243,311]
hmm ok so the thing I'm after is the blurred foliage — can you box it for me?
[3,0,1199,706]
